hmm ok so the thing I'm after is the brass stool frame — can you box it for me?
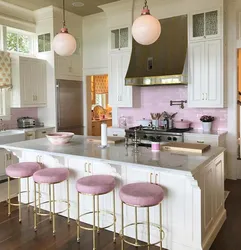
[7,176,37,223]
[76,189,116,250]
[120,201,164,250]
[34,179,70,236]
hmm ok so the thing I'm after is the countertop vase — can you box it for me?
[202,122,212,133]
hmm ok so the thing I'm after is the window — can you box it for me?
[6,27,34,54]
[38,33,51,52]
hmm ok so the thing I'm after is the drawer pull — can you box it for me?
[197,140,204,144]
[88,163,92,174]
[84,162,87,172]
[113,134,118,137]
[42,131,47,134]
[150,173,153,183]
[155,174,158,184]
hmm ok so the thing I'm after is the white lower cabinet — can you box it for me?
[0,150,18,176]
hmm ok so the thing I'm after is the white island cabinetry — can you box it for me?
[2,136,226,250]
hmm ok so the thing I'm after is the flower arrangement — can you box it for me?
[200,115,215,123]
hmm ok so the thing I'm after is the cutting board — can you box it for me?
[87,136,125,144]
[162,142,211,154]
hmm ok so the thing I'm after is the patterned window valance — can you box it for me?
[0,51,12,89]
[94,75,108,94]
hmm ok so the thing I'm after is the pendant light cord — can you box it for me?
[63,0,66,27]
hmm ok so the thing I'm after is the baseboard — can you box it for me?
[202,209,227,250]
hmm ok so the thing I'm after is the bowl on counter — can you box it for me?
[46,132,74,145]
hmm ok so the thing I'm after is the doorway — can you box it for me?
[86,74,112,136]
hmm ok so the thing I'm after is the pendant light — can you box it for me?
[132,0,161,46]
[52,0,77,56]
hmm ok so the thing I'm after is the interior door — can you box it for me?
[56,80,84,135]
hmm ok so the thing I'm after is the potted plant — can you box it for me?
[200,115,215,132]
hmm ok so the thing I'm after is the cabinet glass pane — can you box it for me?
[193,13,205,37]
[120,28,128,48]
[205,11,218,36]
[111,29,119,49]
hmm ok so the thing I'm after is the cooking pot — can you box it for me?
[173,119,191,129]
[137,118,151,127]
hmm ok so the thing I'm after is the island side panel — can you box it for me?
[194,152,226,250]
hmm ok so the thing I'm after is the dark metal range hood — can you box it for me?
[125,15,188,86]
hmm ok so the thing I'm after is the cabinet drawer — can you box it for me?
[35,128,54,139]
[107,127,125,137]
[25,131,36,140]
[184,134,219,146]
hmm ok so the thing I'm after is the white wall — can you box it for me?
[82,13,108,70]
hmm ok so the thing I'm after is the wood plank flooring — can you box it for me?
[0,179,240,250]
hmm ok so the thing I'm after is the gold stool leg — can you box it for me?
[18,178,22,223]
[135,206,138,245]
[93,195,96,250]
[67,179,70,225]
[147,207,150,250]
[160,203,162,250]
[113,189,116,243]
[34,182,37,232]
[38,184,41,214]
[7,177,11,216]
[121,201,124,250]
[49,184,52,222]
[77,192,80,243]
[52,184,56,236]
[27,177,30,209]
[97,195,100,234]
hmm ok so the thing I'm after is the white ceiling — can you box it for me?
[2,0,120,16]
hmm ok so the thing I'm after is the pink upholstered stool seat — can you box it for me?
[120,182,164,207]
[6,162,41,178]
[76,175,115,195]
[33,168,69,184]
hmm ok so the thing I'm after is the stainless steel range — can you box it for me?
[125,126,192,147]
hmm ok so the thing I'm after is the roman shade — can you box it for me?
[0,51,12,89]
[94,75,108,94]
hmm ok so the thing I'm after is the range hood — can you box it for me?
[125,15,188,86]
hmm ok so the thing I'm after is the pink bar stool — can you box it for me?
[33,168,70,236]
[119,182,165,250]
[76,175,116,250]
[6,162,41,222]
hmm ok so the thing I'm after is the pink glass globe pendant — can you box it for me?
[52,0,77,56]
[52,27,76,56]
[132,1,161,46]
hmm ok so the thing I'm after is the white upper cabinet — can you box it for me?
[11,56,47,108]
[108,51,133,107]
[188,39,223,108]
[110,26,130,51]
[189,9,221,41]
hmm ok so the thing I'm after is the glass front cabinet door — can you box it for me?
[190,9,221,41]
[110,27,129,51]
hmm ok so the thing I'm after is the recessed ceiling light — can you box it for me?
[72,1,84,7]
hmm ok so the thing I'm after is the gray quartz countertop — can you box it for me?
[1,136,225,176]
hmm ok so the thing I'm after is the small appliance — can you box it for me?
[17,117,36,128]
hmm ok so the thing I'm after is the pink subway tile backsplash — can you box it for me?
[3,108,38,129]
[118,86,227,130]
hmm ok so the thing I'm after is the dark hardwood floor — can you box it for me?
[0,179,240,250]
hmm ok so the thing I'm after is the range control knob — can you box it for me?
[143,134,148,139]
[167,137,172,141]
[173,137,177,141]
[156,136,161,141]
[149,136,155,141]
[129,134,133,138]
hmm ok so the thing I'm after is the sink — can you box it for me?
[0,130,25,145]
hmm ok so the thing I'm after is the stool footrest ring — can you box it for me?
[34,200,70,216]
[77,210,116,231]
[119,221,165,247]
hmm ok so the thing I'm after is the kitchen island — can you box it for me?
[1,136,226,250]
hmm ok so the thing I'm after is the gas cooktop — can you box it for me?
[127,126,193,133]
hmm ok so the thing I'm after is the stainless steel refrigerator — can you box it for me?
[56,79,84,135]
